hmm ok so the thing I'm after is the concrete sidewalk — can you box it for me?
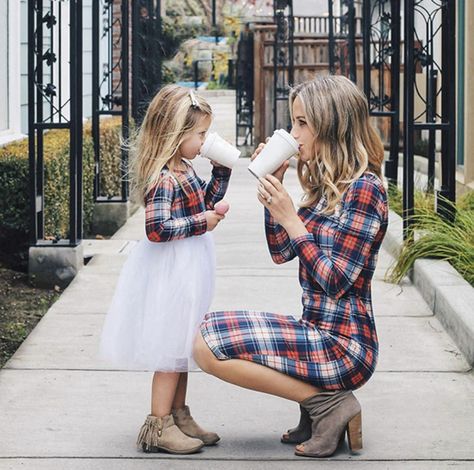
[1,93,473,469]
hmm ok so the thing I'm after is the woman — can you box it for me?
[193,75,388,458]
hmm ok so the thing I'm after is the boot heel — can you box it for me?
[346,412,362,452]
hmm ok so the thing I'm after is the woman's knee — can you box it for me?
[193,331,215,373]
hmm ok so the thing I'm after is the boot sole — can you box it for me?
[202,436,220,446]
[142,442,204,455]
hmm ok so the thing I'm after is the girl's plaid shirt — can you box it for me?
[145,163,231,242]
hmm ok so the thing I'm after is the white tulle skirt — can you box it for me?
[99,232,215,372]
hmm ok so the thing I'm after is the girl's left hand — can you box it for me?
[257,174,297,226]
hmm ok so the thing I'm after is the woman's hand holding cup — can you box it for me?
[257,174,296,224]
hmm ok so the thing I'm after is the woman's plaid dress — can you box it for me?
[200,173,388,390]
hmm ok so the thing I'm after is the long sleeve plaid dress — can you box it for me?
[200,173,388,390]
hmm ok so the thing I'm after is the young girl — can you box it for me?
[100,85,231,454]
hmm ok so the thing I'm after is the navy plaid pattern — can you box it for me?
[145,163,231,242]
[201,173,388,390]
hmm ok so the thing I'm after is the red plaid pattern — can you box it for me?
[201,173,388,389]
[145,163,231,242]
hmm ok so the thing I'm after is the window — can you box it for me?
[0,2,9,132]
[0,0,22,145]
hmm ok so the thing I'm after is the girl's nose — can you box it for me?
[290,127,298,140]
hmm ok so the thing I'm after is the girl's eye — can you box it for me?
[298,120,306,127]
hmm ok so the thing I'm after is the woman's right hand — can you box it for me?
[205,210,225,231]
[250,138,290,183]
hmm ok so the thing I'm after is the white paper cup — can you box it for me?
[248,129,299,178]
[200,132,241,169]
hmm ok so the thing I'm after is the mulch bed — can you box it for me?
[0,261,59,368]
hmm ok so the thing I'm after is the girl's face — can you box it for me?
[178,115,212,160]
[290,95,316,163]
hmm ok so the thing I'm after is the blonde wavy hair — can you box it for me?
[289,75,384,214]
[129,85,212,205]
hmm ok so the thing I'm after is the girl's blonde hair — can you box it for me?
[129,85,212,204]
[289,75,384,214]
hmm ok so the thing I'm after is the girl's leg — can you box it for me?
[138,371,204,454]
[193,332,320,402]
[170,371,220,445]
[172,373,188,410]
[151,371,180,417]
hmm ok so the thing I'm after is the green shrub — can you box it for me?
[387,190,474,286]
[84,118,123,199]
[387,183,435,216]
[0,118,123,269]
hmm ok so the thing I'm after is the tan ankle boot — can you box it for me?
[172,405,220,446]
[136,414,204,454]
[295,390,362,458]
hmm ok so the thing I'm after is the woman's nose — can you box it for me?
[290,127,298,140]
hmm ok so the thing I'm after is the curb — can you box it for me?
[383,210,474,367]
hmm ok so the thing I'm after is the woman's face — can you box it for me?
[290,95,316,163]
[178,115,211,160]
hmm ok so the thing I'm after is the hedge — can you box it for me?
[0,117,123,269]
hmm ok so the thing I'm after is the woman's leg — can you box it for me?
[194,332,319,403]
[151,371,180,417]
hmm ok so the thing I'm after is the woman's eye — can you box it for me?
[299,120,306,126]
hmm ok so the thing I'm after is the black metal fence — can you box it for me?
[327,0,359,82]
[28,0,83,246]
[235,30,254,147]
[92,0,130,203]
[363,0,401,186]
[403,0,456,231]
[265,0,457,236]
[27,0,459,247]
[131,0,162,125]
[273,0,294,131]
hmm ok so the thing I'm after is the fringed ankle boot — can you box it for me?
[281,405,312,444]
[136,414,204,454]
[295,390,362,458]
[172,405,220,446]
